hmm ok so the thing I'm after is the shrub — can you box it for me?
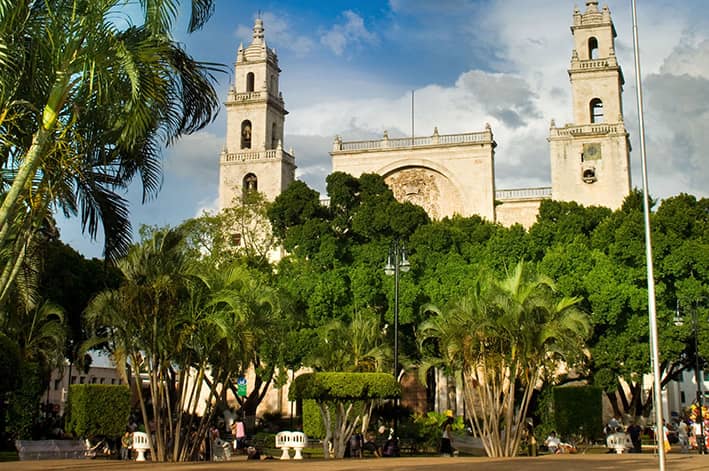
[65,384,130,438]
[553,385,602,441]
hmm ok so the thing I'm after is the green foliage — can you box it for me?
[0,333,20,394]
[413,411,465,450]
[5,361,45,440]
[302,399,326,439]
[552,386,603,441]
[66,384,131,438]
[289,373,400,401]
[535,386,602,443]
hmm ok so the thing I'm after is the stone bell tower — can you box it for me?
[548,0,631,209]
[218,18,296,210]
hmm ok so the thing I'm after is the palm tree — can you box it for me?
[0,0,222,269]
[84,227,193,461]
[307,309,389,373]
[419,262,591,457]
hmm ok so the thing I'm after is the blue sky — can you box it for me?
[59,0,709,257]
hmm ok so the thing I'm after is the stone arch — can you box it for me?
[377,159,465,219]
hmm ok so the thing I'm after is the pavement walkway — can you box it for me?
[3,454,709,471]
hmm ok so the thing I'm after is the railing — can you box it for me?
[232,91,263,102]
[572,59,609,70]
[550,123,624,137]
[496,187,551,200]
[222,148,294,163]
[334,131,492,152]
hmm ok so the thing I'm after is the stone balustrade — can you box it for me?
[571,57,617,71]
[222,148,294,164]
[549,123,624,137]
[496,187,552,201]
[333,130,493,153]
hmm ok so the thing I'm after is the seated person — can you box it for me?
[545,431,561,454]
[363,431,381,457]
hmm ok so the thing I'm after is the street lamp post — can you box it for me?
[384,239,410,443]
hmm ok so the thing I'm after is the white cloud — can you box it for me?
[320,10,378,56]
[163,131,221,186]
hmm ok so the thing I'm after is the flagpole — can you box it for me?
[630,1,665,469]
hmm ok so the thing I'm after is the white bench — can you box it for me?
[132,432,150,461]
[606,432,632,454]
[275,431,308,460]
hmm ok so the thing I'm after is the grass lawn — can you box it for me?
[0,451,18,462]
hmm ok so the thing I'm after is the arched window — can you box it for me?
[271,122,277,149]
[243,173,257,198]
[246,72,255,92]
[241,120,252,149]
[588,37,599,60]
[590,98,604,123]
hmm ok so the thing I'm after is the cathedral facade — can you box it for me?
[220,1,631,228]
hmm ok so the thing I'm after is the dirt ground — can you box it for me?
[3,454,709,471]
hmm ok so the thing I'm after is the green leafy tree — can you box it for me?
[290,372,400,459]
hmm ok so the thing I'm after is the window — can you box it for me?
[71,376,76,384]
[243,173,257,198]
[588,37,599,59]
[582,167,597,183]
[54,379,61,390]
[79,376,85,384]
[271,122,277,149]
[590,98,604,123]
[246,72,255,92]
[241,120,252,149]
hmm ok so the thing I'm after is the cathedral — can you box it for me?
[219,1,631,228]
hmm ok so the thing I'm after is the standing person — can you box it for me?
[440,410,454,457]
[627,422,642,453]
[678,420,689,453]
[120,430,133,460]
[231,414,246,452]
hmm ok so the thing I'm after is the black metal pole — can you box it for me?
[394,242,399,381]
[695,306,705,454]
[393,241,399,444]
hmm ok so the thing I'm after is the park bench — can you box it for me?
[132,431,150,461]
[275,431,307,460]
[15,440,86,460]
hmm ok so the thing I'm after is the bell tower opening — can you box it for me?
[590,99,604,123]
[588,37,599,59]
[246,72,255,92]
[241,120,252,149]
[243,173,258,198]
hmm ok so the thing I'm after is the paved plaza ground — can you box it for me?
[3,454,709,471]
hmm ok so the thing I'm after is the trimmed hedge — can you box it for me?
[552,385,602,440]
[289,372,400,401]
[66,384,131,438]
